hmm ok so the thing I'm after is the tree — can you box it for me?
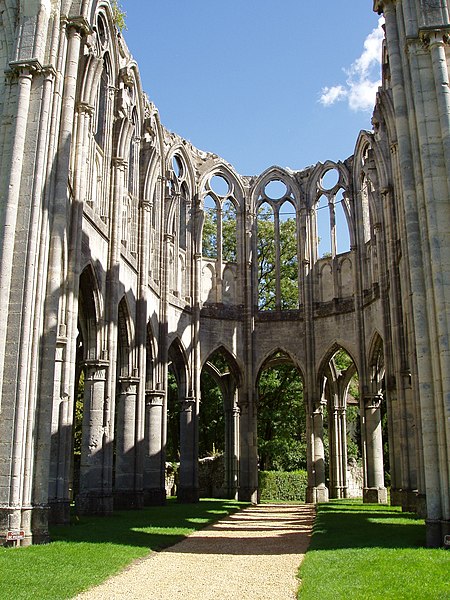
[257,205,299,310]
[257,357,306,471]
[166,370,180,462]
[202,200,237,262]
[112,0,127,32]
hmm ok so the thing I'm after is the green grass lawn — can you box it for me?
[0,498,246,600]
[297,500,449,599]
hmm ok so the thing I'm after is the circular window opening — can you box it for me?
[320,168,340,191]
[210,175,230,196]
[265,180,287,200]
[172,156,183,178]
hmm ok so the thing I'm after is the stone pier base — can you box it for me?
[363,487,387,504]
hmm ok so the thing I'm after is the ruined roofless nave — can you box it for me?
[0,0,448,548]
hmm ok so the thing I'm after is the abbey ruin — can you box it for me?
[0,0,448,548]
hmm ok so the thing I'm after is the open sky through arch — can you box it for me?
[121,1,382,177]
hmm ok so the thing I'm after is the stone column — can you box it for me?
[76,361,112,515]
[329,406,348,499]
[311,403,329,503]
[114,377,142,509]
[338,407,348,499]
[363,394,387,503]
[238,395,258,503]
[223,385,240,499]
[178,396,199,503]
[143,389,166,505]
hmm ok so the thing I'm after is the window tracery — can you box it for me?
[256,178,299,311]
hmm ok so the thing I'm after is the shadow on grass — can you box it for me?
[308,500,426,550]
[50,499,246,551]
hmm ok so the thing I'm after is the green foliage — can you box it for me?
[257,206,276,309]
[202,201,237,262]
[202,208,217,259]
[0,499,246,599]
[259,470,308,502]
[199,370,224,458]
[257,360,306,471]
[257,205,299,310]
[166,370,180,462]
[112,0,127,32]
[298,500,449,599]
[222,201,237,262]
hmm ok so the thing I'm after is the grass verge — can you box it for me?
[297,500,449,599]
[0,498,246,600]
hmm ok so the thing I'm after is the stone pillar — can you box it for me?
[114,377,142,509]
[224,390,240,500]
[76,361,112,515]
[338,407,348,498]
[329,405,347,499]
[238,396,258,503]
[309,404,329,503]
[178,396,199,503]
[143,389,166,505]
[363,394,387,504]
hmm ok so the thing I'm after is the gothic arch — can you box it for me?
[117,295,134,377]
[168,337,190,397]
[317,342,359,385]
[255,347,305,386]
[198,162,246,211]
[201,345,244,389]
[78,264,102,361]
[251,166,302,211]
[368,332,385,395]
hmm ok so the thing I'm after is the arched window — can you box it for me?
[202,194,218,259]
[315,167,351,260]
[95,56,110,149]
[168,154,191,297]
[256,178,299,311]
[201,174,237,262]
[257,202,276,310]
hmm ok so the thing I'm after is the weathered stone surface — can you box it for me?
[0,0,448,549]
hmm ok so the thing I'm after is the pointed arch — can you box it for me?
[202,345,244,388]
[117,295,134,377]
[255,347,304,384]
[317,342,359,385]
[168,337,189,397]
[78,264,102,362]
[251,166,302,210]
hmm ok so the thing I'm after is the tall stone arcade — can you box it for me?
[0,0,448,547]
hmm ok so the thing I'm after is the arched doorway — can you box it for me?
[319,348,361,499]
[200,347,241,499]
[167,339,198,503]
[256,351,306,475]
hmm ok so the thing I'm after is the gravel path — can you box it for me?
[75,503,315,600]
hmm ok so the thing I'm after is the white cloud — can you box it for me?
[320,85,347,107]
[319,17,384,112]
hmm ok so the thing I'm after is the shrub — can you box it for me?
[259,470,308,502]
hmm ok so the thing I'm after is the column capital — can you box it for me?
[118,376,140,393]
[364,394,383,409]
[8,58,42,77]
[145,389,165,407]
[65,15,92,36]
[112,157,127,169]
[84,360,109,380]
[180,397,196,412]
[419,27,450,50]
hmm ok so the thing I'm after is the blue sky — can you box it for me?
[121,1,382,176]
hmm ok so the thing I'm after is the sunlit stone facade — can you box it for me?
[0,0,448,547]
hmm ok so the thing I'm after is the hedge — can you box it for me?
[258,470,308,502]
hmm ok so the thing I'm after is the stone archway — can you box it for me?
[200,347,242,499]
